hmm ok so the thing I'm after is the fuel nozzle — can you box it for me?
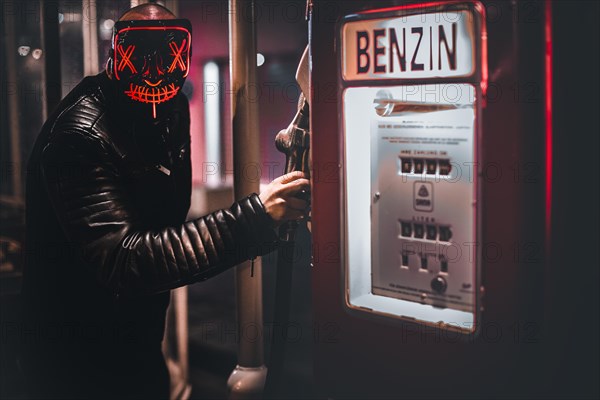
[274,46,311,239]
[275,92,311,196]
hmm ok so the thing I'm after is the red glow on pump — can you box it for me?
[474,1,488,97]
[544,0,553,245]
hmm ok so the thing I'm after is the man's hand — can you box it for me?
[259,171,310,227]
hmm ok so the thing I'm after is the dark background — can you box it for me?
[1,0,598,399]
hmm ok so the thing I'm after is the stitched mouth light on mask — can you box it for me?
[111,19,192,119]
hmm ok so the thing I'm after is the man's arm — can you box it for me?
[39,131,285,297]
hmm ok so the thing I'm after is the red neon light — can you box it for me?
[117,44,137,73]
[474,1,488,97]
[168,39,188,73]
[113,26,191,81]
[124,83,180,119]
[144,79,163,87]
[544,0,553,246]
[125,83,179,103]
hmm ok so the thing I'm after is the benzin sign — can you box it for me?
[342,11,476,80]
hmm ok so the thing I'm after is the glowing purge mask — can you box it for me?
[111,19,192,119]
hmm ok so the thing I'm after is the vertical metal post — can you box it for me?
[41,0,62,117]
[4,2,23,200]
[173,286,189,393]
[162,287,191,400]
[165,0,179,17]
[227,0,267,398]
[82,0,98,76]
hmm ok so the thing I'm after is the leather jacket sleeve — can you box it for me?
[39,130,279,297]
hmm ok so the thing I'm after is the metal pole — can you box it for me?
[40,0,62,117]
[165,0,179,17]
[227,0,266,398]
[82,0,98,77]
[4,1,23,201]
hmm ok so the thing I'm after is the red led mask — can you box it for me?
[112,19,192,119]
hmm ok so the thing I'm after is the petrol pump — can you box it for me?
[309,0,550,397]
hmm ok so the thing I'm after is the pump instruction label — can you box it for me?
[342,84,478,325]
[369,90,476,313]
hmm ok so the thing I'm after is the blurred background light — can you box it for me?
[32,49,43,60]
[257,52,265,67]
[17,46,30,57]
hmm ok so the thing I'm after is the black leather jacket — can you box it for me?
[21,72,278,397]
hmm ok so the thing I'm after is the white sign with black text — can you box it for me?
[342,11,475,81]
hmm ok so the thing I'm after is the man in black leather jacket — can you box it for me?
[20,4,309,398]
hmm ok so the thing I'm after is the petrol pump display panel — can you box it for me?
[340,2,486,333]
